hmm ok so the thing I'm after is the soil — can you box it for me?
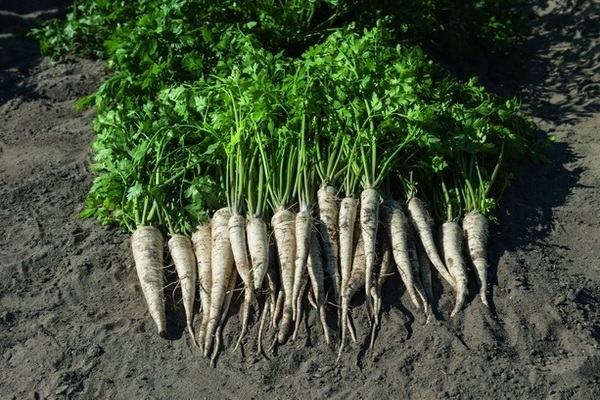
[1,1,599,399]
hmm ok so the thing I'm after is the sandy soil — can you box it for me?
[1,1,599,399]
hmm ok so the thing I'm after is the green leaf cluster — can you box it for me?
[32,1,532,64]
[31,1,547,234]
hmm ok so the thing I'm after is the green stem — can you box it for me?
[441,180,452,222]
[485,137,506,198]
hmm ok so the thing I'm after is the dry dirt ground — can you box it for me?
[1,1,599,399]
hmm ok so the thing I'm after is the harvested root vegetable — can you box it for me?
[306,224,331,344]
[131,225,167,337]
[211,268,238,366]
[228,212,255,350]
[191,223,212,349]
[266,238,279,328]
[407,230,433,323]
[441,221,468,317]
[462,211,490,307]
[369,224,393,349]
[381,200,422,312]
[317,185,341,303]
[292,272,309,341]
[414,232,434,304]
[204,208,235,356]
[271,208,296,344]
[407,197,456,290]
[168,234,198,346]
[247,216,269,291]
[338,196,358,336]
[338,197,358,308]
[257,239,279,354]
[292,208,312,321]
[256,295,271,356]
[272,290,285,332]
[360,188,380,321]
[338,233,365,359]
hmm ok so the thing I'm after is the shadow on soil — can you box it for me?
[438,0,599,126]
[521,0,600,125]
[480,0,598,253]
[0,1,70,103]
[436,1,598,301]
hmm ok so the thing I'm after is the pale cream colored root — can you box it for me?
[407,197,456,290]
[317,185,341,304]
[360,188,380,321]
[168,234,198,346]
[191,223,212,348]
[463,211,490,307]
[131,225,167,338]
[229,213,255,351]
[271,209,296,344]
[204,208,234,357]
[247,217,269,291]
[441,222,468,318]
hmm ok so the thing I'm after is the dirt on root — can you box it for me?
[1,1,599,399]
